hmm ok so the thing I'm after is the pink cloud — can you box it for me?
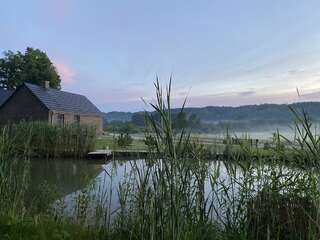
[52,59,76,86]
[48,0,72,21]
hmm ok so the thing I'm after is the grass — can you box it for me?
[3,121,97,158]
[96,134,148,151]
[0,123,106,239]
[97,131,266,150]
[0,215,107,240]
[95,133,284,161]
[2,79,320,239]
[102,79,320,239]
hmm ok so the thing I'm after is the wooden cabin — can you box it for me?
[0,82,103,134]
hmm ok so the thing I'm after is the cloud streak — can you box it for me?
[186,88,320,108]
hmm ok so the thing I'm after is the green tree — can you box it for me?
[0,50,24,90]
[0,47,61,90]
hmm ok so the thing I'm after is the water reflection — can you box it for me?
[29,158,317,230]
[30,159,102,197]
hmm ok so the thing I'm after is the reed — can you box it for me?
[99,79,320,239]
[2,80,320,239]
[0,127,30,217]
[279,106,320,166]
[0,124,104,239]
[2,121,96,158]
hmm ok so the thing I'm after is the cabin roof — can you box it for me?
[0,89,13,106]
[24,83,102,115]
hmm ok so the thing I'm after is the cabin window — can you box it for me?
[74,115,80,124]
[57,114,64,126]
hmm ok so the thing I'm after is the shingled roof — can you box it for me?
[0,89,13,106]
[24,83,102,115]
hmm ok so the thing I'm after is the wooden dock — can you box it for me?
[87,149,150,159]
[87,149,259,161]
[87,149,112,159]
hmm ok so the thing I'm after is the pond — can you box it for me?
[29,158,317,227]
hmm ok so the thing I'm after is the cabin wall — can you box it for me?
[0,86,49,124]
[50,112,74,125]
[50,112,103,135]
[80,115,103,134]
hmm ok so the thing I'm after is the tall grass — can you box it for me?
[2,80,320,239]
[99,80,320,239]
[0,127,29,217]
[279,106,320,166]
[3,121,96,158]
[0,123,104,239]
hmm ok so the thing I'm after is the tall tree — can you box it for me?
[0,50,24,90]
[0,48,61,90]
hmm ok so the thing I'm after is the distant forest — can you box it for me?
[104,102,320,133]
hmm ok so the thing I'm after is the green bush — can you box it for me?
[117,133,133,148]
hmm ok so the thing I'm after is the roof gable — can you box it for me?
[0,89,13,106]
[24,83,102,115]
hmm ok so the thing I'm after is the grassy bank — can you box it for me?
[95,133,290,161]
[96,134,147,151]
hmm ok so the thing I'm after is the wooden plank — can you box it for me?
[87,149,112,159]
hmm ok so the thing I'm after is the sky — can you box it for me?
[1,0,320,112]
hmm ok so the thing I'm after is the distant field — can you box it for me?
[96,128,288,152]
[103,126,297,141]
[96,134,147,151]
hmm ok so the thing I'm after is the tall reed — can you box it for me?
[3,121,96,158]
[2,80,320,239]
[97,79,218,239]
[99,79,320,240]
[0,126,30,217]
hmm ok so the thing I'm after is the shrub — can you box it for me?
[117,133,133,148]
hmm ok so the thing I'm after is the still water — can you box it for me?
[29,158,312,223]
[30,159,151,219]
